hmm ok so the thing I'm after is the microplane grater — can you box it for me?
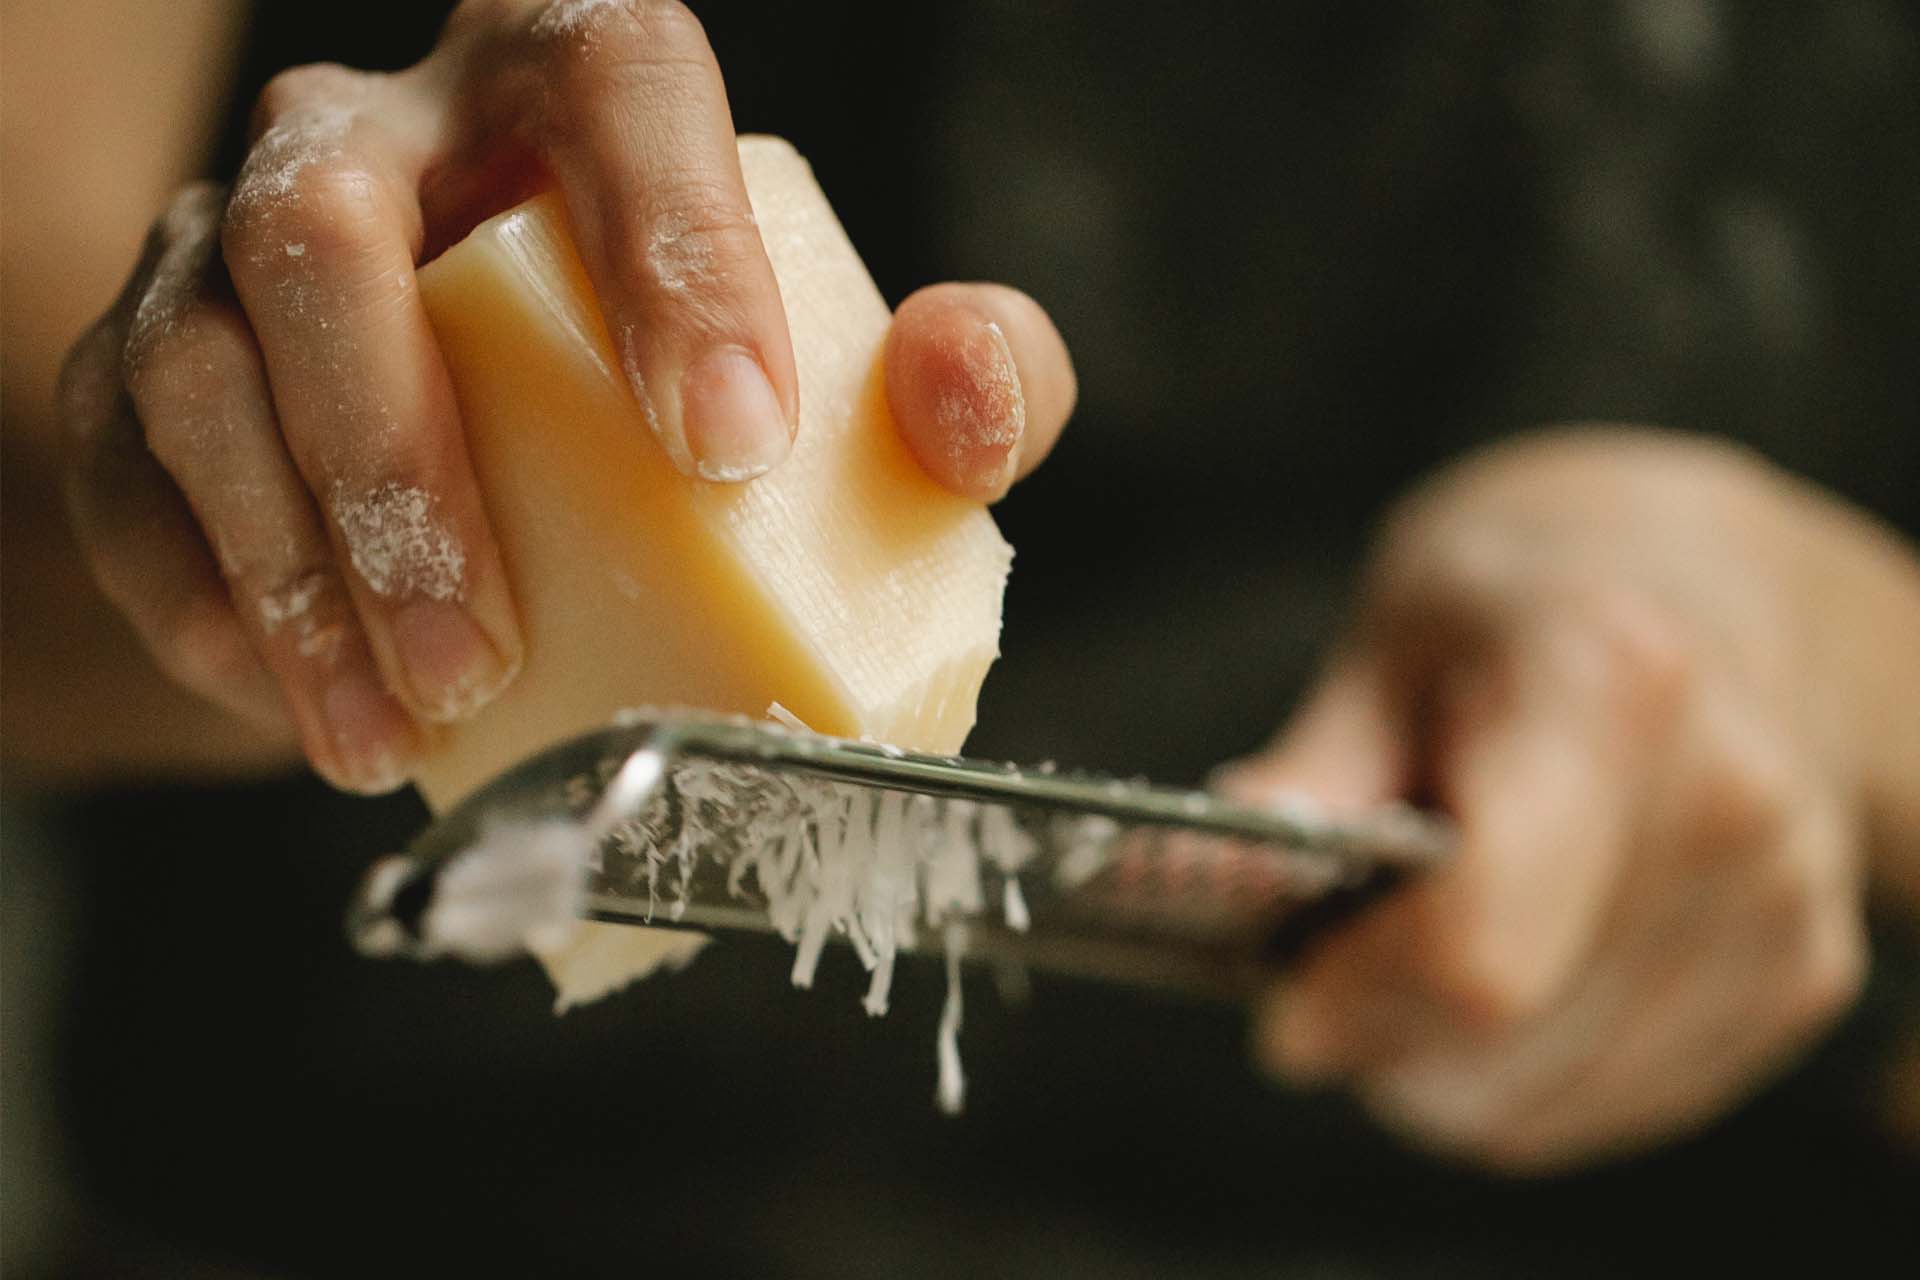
[348,711,1453,996]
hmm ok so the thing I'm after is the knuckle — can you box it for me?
[1359,514,1522,643]
[219,194,277,263]
[533,0,710,59]
[282,159,385,237]
[531,1,720,125]
[1407,904,1541,1038]
[228,76,380,261]
[227,152,383,256]
[1685,732,1798,857]
[1574,585,1694,722]
[620,0,711,63]
[1389,520,1510,606]
[624,199,758,302]
[255,63,365,125]
[627,0,707,44]
[1428,953,1536,1039]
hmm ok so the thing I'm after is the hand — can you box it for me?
[1223,427,1920,1172]
[56,0,1074,794]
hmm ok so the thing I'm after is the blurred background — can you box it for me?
[4,1,1917,1274]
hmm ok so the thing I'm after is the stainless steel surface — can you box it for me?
[348,712,1454,995]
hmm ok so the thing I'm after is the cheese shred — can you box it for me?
[537,712,1049,1113]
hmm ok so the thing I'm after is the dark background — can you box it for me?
[6,1,1918,1274]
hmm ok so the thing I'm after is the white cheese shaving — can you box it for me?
[936,923,968,1115]
[537,709,1047,1112]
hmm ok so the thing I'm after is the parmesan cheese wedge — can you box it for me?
[413,136,1012,1000]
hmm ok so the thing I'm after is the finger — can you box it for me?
[884,282,1077,501]
[223,68,523,728]
[1458,807,1865,1171]
[127,184,422,794]
[1259,603,1681,1081]
[1353,865,1704,1167]
[58,288,285,732]
[523,1,797,482]
[1353,672,1852,1170]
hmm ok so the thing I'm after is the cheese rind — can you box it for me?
[415,136,1010,811]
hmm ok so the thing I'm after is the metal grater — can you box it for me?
[348,711,1453,997]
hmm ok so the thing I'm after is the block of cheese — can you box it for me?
[414,137,1012,996]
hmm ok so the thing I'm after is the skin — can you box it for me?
[48,0,1074,793]
[14,0,1918,1174]
[0,0,290,780]
[1221,429,1920,1171]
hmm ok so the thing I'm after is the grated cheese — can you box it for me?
[532,712,1049,1112]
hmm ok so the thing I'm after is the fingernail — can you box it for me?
[391,599,515,723]
[322,670,415,794]
[676,345,791,482]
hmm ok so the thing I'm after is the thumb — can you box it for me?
[884,282,1076,502]
[1256,616,1664,1080]
[1244,602,1681,1082]
[1226,651,1419,1079]
[1214,654,1412,815]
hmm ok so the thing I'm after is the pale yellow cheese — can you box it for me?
[414,137,1011,995]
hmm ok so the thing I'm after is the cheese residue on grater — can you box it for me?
[521,705,1054,1114]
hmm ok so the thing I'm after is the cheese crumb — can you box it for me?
[531,0,629,41]
[231,105,355,221]
[331,482,465,601]
[647,210,714,293]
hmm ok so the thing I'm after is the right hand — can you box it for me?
[1223,429,1920,1170]
[56,0,1075,794]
